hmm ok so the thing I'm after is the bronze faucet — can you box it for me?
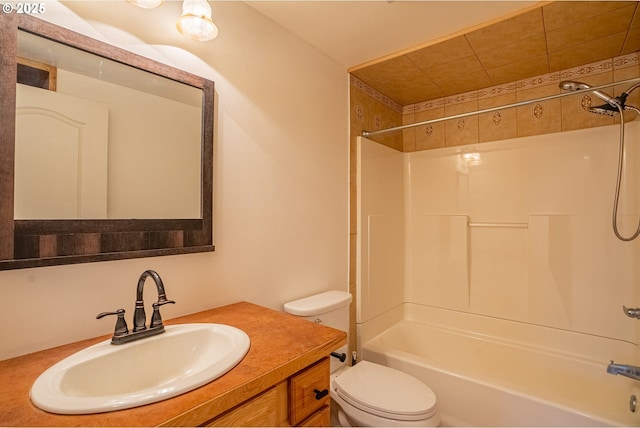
[97,270,175,345]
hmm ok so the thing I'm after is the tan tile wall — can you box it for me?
[349,77,403,151]
[401,51,639,152]
[350,51,639,155]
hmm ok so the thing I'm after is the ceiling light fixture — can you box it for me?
[176,0,219,42]
[126,0,163,9]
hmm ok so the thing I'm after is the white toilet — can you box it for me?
[284,291,440,427]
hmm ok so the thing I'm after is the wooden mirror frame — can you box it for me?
[0,14,214,270]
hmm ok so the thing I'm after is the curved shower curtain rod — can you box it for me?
[362,76,640,138]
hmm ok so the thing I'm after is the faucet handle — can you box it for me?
[623,305,640,319]
[97,309,129,337]
[150,300,175,329]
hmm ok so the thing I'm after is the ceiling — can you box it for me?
[248,1,640,106]
[246,1,537,69]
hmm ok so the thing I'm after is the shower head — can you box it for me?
[559,80,620,108]
[589,103,619,117]
[588,84,640,117]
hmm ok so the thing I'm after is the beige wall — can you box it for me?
[0,1,349,361]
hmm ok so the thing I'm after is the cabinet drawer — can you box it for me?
[289,358,330,426]
[299,406,330,427]
[205,386,278,427]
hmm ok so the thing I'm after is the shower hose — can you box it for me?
[612,104,640,241]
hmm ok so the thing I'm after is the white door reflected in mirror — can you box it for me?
[15,84,109,219]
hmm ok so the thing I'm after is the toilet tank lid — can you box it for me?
[284,290,352,316]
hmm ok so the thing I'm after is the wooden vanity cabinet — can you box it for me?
[204,358,331,427]
[0,303,346,428]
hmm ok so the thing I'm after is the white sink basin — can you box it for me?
[30,323,250,414]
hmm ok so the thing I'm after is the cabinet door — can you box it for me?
[289,358,330,426]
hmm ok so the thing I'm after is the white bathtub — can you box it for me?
[359,304,640,426]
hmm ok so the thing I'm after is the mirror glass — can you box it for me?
[15,30,202,220]
[0,14,213,270]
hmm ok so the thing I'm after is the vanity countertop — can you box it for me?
[0,301,347,426]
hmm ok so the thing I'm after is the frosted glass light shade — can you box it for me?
[177,0,219,41]
[127,0,163,9]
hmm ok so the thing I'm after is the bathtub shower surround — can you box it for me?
[357,121,640,425]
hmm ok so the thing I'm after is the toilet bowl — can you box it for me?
[284,291,440,427]
[331,361,439,427]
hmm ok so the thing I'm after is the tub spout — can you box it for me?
[607,361,640,381]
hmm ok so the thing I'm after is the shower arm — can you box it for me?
[362,77,640,138]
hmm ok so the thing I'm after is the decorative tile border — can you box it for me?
[403,98,445,114]
[349,75,402,113]
[561,58,613,81]
[478,81,518,100]
[516,71,561,91]
[614,51,639,70]
[444,90,479,106]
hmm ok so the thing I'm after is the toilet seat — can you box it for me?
[333,361,437,422]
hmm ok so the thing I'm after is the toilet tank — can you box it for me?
[283,290,351,332]
[284,291,352,373]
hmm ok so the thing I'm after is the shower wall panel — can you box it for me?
[357,137,404,324]
[359,121,640,345]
